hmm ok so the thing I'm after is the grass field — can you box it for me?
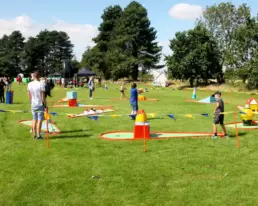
[1,83,258,206]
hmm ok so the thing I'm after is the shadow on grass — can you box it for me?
[236,132,247,137]
[51,134,91,139]
[148,118,164,121]
[61,129,89,134]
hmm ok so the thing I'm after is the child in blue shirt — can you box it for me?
[130,83,138,115]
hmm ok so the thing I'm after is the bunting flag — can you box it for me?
[44,112,51,120]
[185,114,195,119]
[147,113,156,118]
[129,114,136,120]
[167,114,176,121]
[1,108,246,123]
[50,112,58,116]
[112,114,119,118]
[87,116,99,121]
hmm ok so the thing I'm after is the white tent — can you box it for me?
[150,70,168,87]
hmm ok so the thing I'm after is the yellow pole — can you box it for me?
[234,110,240,149]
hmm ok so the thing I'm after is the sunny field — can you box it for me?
[1,83,258,206]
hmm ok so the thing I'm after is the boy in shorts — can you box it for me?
[212,91,229,139]
[130,83,138,117]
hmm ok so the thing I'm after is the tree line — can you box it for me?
[1,1,258,89]
[0,30,79,77]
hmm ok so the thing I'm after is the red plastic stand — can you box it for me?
[68,99,77,107]
[134,122,150,139]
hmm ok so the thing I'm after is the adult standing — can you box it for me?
[88,76,94,100]
[61,77,65,87]
[17,75,22,85]
[0,78,6,103]
[7,77,12,91]
[27,72,46,140]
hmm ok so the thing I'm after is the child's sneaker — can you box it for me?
[224,134,230,139]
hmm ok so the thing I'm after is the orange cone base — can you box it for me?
[133,122,150,139]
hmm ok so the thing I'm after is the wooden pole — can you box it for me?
[234,110,240,149]
[59,85,62,100]
[144,122,146,152]
[230,90,233,104]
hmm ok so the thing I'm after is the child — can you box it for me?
[120,81,126,99]
[130,83,138,117]
[88,76,94,100]
[212,91,229,139]
[73,78,77,88]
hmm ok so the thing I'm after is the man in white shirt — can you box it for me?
[61,78,65,87]
[28,72,46,139]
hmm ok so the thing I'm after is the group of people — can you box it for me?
[26,70,228,140]
[39,77,55,99]
[0,77,12,103]
[127,82,228,139]
[27,73,96,139]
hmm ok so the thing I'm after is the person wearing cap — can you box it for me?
[212,91,228,139]
[27,72,46,140]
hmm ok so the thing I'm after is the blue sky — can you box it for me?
[0,0,257,59]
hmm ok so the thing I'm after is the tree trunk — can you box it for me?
[131,65,138,81]
[189,78,194,87]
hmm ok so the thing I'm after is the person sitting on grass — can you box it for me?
[212,91,229,139]
[120,81,126,99]
[130,83,138,118]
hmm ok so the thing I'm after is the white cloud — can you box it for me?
[169,3,203,20]
[0,15,99,60]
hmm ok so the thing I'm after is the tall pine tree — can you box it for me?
[110,1,161,80]
[81,5,122,79]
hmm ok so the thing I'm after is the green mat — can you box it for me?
[225,121,258,130]
[101,132,216,140]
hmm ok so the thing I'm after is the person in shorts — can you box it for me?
[28,72,46,140]
[130,83,138,117]
[120,81,126,99]
[212,91,228,139]
[88,76,94,100]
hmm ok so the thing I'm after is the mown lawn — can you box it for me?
[1,83,258,206]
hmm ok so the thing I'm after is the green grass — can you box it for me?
[1,83,258,206]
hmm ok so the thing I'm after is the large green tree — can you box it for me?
[21,37,41,73]
[23,30,74,75]
[110,1,162,80]
[0,35,10,75]
[166,25,222,87]
[0,31,25,76]
[81,5,122,79]
[200,3,251,73]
